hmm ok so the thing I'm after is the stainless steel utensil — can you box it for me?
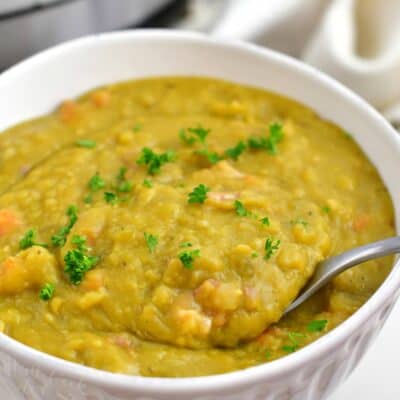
[285,236,400,314]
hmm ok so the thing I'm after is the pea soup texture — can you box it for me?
[0,77,394,376]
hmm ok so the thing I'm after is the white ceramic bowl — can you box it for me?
[0,30,399,400]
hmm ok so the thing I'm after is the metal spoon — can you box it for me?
[284,236,400,315]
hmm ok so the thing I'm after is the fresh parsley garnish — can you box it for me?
[104,192,118,204]
[234,200,250,217]
[143,178,153,188]
[76,139,96,149]
[64,235,99,285]
[281,345,297,354]
[179,125,223,165]
[180,242,193,248]
[117,181,133,193]
[84,194,93,204]
[233,200,260,219]
[144,232,158,253]
[282,332,305,353]
[225,141,247,161]
[180,126,210,145]
[115,167,133,193]
[88,173,106,191]
[188,184,210,204]
[179,129,196,145]
[179,249,200,270]
[195,149,222,165]
[19,229,48,250]
[260,217,270,226]
[51,205,78,247]
[39,283,55,301]
[136,147,176,175]
[307,320,328,333]
[251,252,259,258]
[117,167,127,181]
[248,122,284,155]
[322,206,331,214]
[264,238,280,259]
[265,350,271,359]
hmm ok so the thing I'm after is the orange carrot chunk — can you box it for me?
[0,209,21,236]
[352,214,371,232]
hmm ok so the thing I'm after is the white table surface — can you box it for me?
[331,300,400,399]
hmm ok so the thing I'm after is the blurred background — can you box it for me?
[1,0,399,128]
[0,1,399,398]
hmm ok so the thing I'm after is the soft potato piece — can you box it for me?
[0,247,58,295]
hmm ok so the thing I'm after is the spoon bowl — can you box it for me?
[285,236,400,314]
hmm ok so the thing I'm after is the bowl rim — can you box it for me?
[0,29,400,395]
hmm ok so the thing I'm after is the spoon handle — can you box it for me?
[284,236,400,315]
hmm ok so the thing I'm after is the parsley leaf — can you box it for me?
[51,205,78,247]
[264,238,280,259]
[117,166,127,181]
[136,147,176,175]
[225,141,247,161]
[39,283,55,301]
[260,217,270,226]
[282,332,305,353]
[144,232,158,253]
[179,249,200,269]
[179,129,196,145]
[84,194,93,204]
[115,167,133,193]
[234,200,250,217]
[76,139,96,149]
[180,126,210,145]
[117,181,133,193]
[180,125,222,164]
[251,252,259,258]
[180,242,193,248]
[248,122,284,155]
[19,229,48,250]
[88,173,106,191]
[282,344,297,354]
[64,235,99,285]
[195,149,222,165]
[188,184,210,204]
[39,283,55,300]
[307,320,328,333]
[143,178,153,188]
[322,206,331,214]
[248,136,268,150]
[104,192,118,204]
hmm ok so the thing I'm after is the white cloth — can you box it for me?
[212,0,400,127]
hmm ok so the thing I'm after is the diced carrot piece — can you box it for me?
[0,209,21,236]
[111,335,132,349]
[58,100,79,123]
[1,258,16,273]
[91,90,111,108]
[353,214,371,232]
[81,269,105,291]
[243,174,261,186]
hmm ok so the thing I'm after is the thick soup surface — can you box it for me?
[0,77,394,376]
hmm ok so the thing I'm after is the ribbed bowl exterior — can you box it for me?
[0,295,396,400]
